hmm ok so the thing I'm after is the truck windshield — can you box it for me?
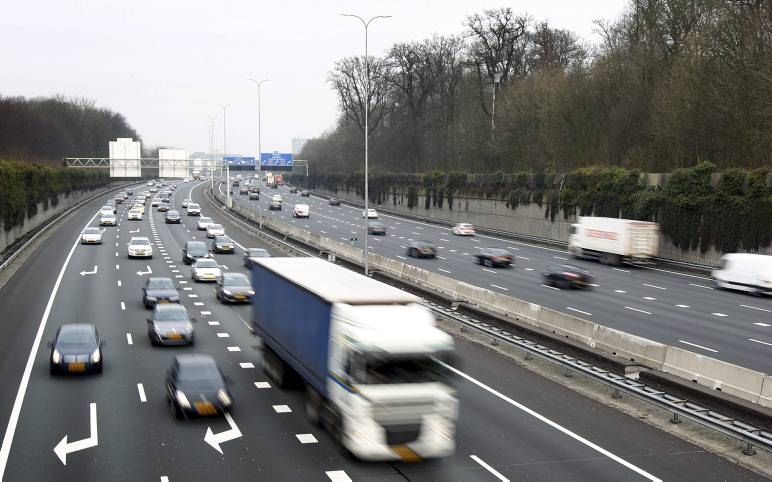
[353,353,453,385]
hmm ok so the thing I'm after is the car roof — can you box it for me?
[59,323,96,334]
[175,354,217,369]
[154,303,187,313]
[214,236,231,241]
[223,272,249,281]
[130,236,150,242]
[147,276,173,283]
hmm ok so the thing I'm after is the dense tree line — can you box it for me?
[0,95,140,164]
[302,1,772,174]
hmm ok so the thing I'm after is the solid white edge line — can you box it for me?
[678,340,718,353]
[565,306,593,317]
[624,306,652,315]
[748,338,772,348]
[470,455,509,482]
[439,362,662,482]
[0,208,99,477]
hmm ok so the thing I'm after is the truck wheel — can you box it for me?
[305,387,323,426]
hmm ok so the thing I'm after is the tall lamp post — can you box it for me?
[247,78,270,181]
[341,13,391,276]
[491,72,502,137]
[219,104,231,206]
[207,115,215,191]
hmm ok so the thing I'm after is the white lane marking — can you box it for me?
[437,256,447,260]
[296,434,318,444]
[741,304,771,313]
[116,264,120,270]
[675,304,690,308]
[137,384,147,402]
[438,269,452,274]
[117,280,122,287]
[208,321,220,326]
[179,281,187,284]
[482,268,497,274]
[712,312,728,317]
[126,333,133,345]
[120,302,126,311]
[624,306,652,315]
[161,477,169,482]
[642,296,656,301]
[565,307,593,316]
[194,302,204,306]
[0,208,99,477]
[462,252,470,256]
[441,362,662,482]
[188,294,199,298]
[273,405,291,413]
[612,267,630,273]
[516,256,530,260]
[227,346,241,352]
[440,238,449,242]
[643,283,666,290]
[396,255,407,260]
[254,382,271,389]
[470,455,508,482]
[175,275,183,279]
[541,284,560,291]
[679,340,718,353]
[115,252,119,257]
[754,322,771,327]
[614,289,627,293]
[749,338,772,347]
[201,311,211,315]
[553,256,568,260]
[240,362,255,368]
[524,268,534,271]
[689,283,714,290]
[325,471,352,482]
[490,284,509,291]
[183,287,192,291]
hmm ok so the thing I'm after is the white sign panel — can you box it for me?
[159,149,188,178]
[109,138,141,177]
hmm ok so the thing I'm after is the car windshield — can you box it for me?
[199,217,212,223]
[155,307,189,321]
[168,211,179,216]
[223,274,250,286]
[177,363,223,388]
[352,353,452,385]
[485,249,509,256]
[188,204,199,208]
[216,237,232,243]
[195,259,218,268]
[369,222,383,227]
[83,228,100,234]
[132,239,150,245]
[57,327,95,347]
[209,224,223,230]
[148,279,175,290]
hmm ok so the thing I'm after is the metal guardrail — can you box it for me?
[211,182,772,455]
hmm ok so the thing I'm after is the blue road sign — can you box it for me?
[260,152,293,168]
[223,156,256,166]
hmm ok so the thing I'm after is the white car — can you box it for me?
[147,181,154,186]
[452,223,476,236]
[99,213,116,226]
[292,204,310,218]
[271,194,282,203]
[151,199,161,207]
[182,199,192,208]
[132,203,145,215]
[127,209,142,221]
[191,258,222,282]
[206,224,225,238]
[363,208,378,219]
[80,227,103,244]
[100,207,114,217]
[187,203,201,216]
[128,237,153,258]
[197,216,214,231]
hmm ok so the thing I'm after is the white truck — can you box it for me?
[250,257,458,461]
[712,253,772,295]
[568,216,659,266]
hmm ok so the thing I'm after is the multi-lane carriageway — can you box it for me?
[231,183,772,374]
[0,180,763,481]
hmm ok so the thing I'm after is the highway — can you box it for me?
[0,180,763,481]
[229,183,772,373]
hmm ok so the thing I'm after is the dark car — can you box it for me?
[243,248,271,268]
[406,241,437,258]
[329,198,341,206]
[269,200,282,210]
[368,221,387,235]
[542,264,593,289]
[212,236,235,254]
[49,324,103,375]
[475,248,514,268]
[127,189,133,195]
[165,210,181,224]
[143,277,180,309]
[161,196,171,203]
[166,355,232,419]
[114,196,124,204]
[248,191,260,200]
[300,190,310,197]
[290,187,298,193]
[182,240,210,265]
[147,304,195,346]
[216,273,254,303]
[158,204,170,212]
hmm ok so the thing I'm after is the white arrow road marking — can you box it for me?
[204,412,242,454]
[79,265,98,276]
[137,266,152,276]
[130,229,140,233]
[54,403,98,465]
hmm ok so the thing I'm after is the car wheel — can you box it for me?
[409,248,417,257]
[484,259,493,267]
[559,279,572,290]
[169,399,183,420]
[50,365,57,376]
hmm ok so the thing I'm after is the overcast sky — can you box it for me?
[1,0,628,157]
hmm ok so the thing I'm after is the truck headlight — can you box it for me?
[217,389,232,406]
[91,348,100,363]
[176,390,190,408]
[52,349,62,364]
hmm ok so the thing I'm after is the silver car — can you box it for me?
[197,216,213,231]
[191,258,222,282]
[80,227,103,244]
[206,224,225,238]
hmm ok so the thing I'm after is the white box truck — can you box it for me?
[711,253,772,295]
[568,216,659,266]
[250,257,458,461]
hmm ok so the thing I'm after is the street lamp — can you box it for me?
[491,72,502,136]
[341,13,391,276]
[219,103,231,207]
[247,78,270,181]
[207,115,215,191]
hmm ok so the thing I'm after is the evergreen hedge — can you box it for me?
[0,160,109,231]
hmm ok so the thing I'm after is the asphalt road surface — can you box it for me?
[0,180,762,481]
[229,182,772,373]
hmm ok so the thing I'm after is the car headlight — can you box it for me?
[52,349,62,364]
[246,290,255,296]
[217,389,232,406]
[185,323,193,333]
[176,390,191,408]
[222,289,232,295]
[91,348,100,363]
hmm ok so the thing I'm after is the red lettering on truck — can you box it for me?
[585,229,618,240]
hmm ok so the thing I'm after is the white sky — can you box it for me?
[0,0,628,156]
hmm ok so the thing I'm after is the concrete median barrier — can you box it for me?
[590,325,667,370]
[662,346,765,403]
[536,308,597,346]
[759,377,772,408]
